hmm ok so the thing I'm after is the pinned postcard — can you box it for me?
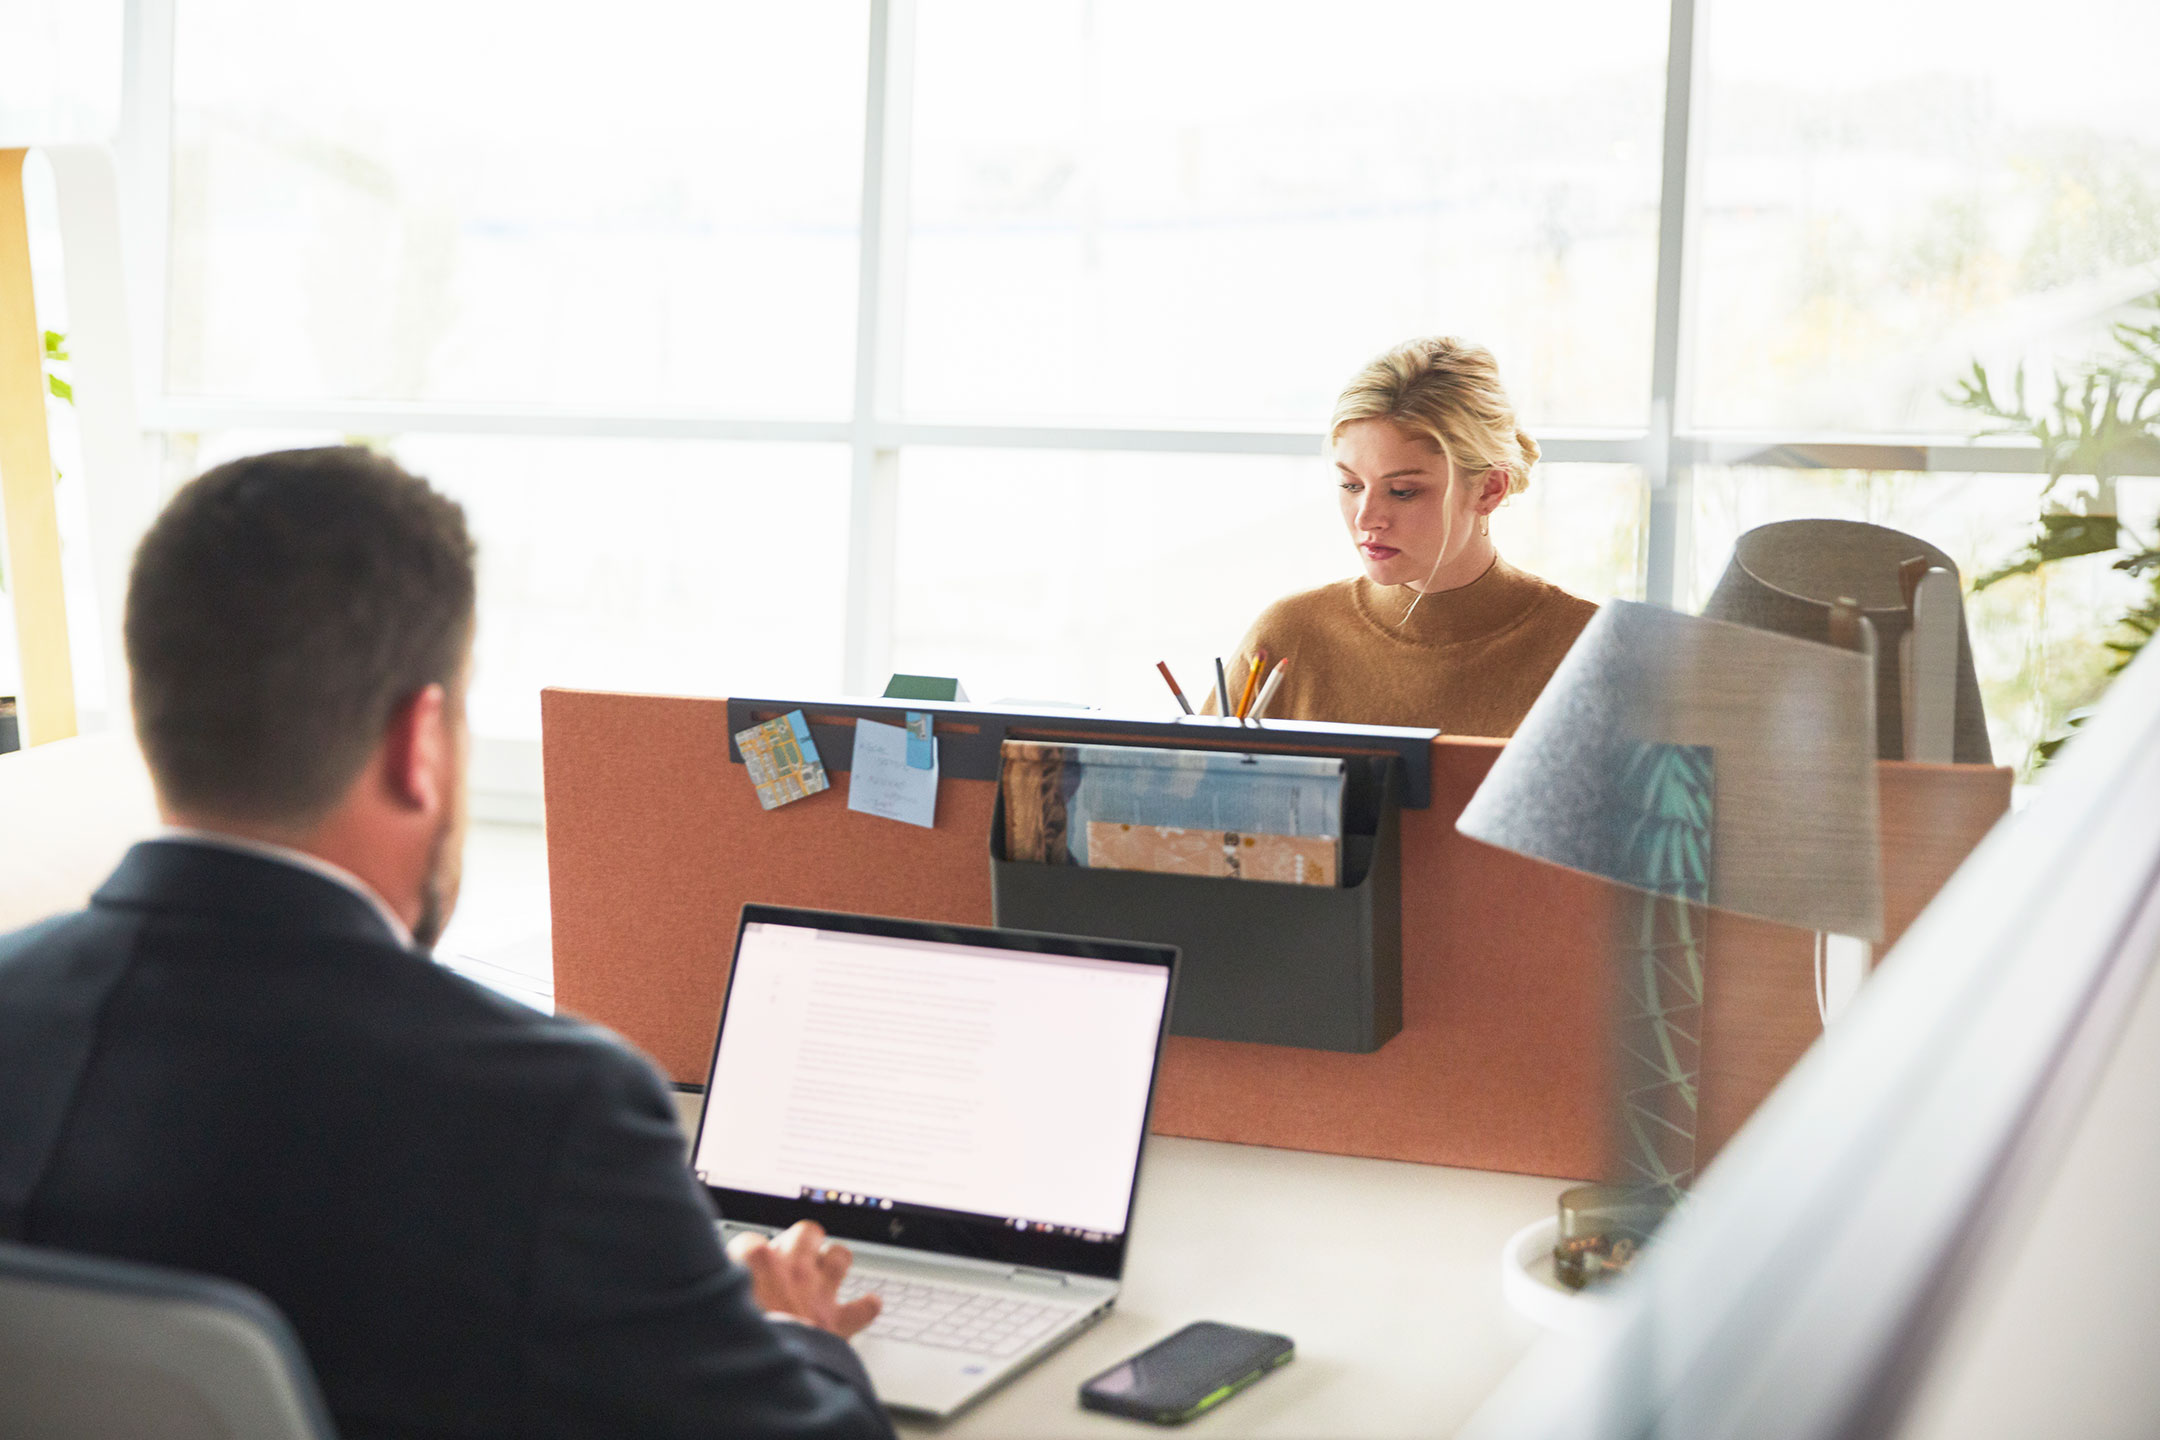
[735,709,830,810]
[849,716,939,828]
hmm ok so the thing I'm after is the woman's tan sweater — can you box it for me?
[1218,557,1597,736]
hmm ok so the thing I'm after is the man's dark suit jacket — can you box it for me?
[0,840,893,1440]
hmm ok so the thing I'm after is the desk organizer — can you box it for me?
[989,759,1408,1053]
[988,755,1404,1054]
[725,695,1442,807]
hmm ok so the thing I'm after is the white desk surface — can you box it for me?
[675,1093,1564,1438]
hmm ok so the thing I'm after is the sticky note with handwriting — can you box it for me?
[848,717,938,828]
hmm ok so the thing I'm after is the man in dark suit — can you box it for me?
[0,447,892,1439]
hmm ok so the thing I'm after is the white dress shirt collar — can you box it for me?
[157,827,416,950]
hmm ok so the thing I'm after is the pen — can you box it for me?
[1251,659,1289,721]
[1234,651,1264,720]
[1156,661,1194,715]
[1213,657,1232,717]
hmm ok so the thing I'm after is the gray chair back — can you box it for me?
[0,1241,336,1440]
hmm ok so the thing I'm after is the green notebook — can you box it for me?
[882,674,968,703]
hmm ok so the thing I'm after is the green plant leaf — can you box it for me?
[2114,549,2160,577]
[46,373,72,404]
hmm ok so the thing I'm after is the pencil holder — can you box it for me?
[989,755,1404,1054]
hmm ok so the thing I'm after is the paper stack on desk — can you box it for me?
[1001,740,1344,886]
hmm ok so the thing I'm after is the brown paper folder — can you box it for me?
[543,689,2008,1180]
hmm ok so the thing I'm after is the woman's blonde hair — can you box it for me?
[1328,337,1539,496]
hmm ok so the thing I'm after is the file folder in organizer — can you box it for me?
[1000,741,1344,874]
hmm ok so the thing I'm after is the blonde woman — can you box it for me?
[1219,338,1596,734]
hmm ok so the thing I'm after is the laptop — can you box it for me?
[692,905,1180,1420]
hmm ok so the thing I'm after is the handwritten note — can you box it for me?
[848,717,938,828]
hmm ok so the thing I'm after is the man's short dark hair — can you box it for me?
[126,446,476,825]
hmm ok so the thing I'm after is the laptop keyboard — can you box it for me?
[840,1272,1077,1358]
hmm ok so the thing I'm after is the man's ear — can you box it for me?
[381,683,449,815]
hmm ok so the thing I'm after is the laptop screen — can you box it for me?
[694,907,1177,1281]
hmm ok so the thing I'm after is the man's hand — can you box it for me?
[726,1220,883,1340]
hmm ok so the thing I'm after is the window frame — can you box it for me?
[112,0,2151,811]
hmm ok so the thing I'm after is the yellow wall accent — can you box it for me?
[0,148,78,745]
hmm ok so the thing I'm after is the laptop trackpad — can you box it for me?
[854,1310,1094,1418]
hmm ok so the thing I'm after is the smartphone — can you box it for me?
[1078,1321,1295,1424]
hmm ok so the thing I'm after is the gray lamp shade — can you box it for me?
[1701,518,1992,764]
[1458,600,1885,939]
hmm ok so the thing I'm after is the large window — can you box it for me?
[166,0,869,414]
[0,3,123,142]
[9,0,2156,784]
[904,0,1668,428]
[163,430,851,738]
[1691,0,2160,432]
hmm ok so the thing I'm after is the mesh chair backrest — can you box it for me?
[0,1241,337,1440]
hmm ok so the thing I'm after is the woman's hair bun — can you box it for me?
[1514,427,1541,473]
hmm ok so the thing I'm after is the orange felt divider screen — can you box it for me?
[541,688,2010,1180]
[1695,760,2015,1162]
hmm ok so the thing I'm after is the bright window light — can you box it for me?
[906,0,1668,428]
[163,431,849,739]
[80,0,2157,772]
[1692,0,2160,431]
[166,0,868,415]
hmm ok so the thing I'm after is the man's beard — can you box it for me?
[411,809,461,951]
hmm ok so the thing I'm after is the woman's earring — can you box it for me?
[1480,513,1490,538]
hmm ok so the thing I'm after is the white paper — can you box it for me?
[847,718,939,828]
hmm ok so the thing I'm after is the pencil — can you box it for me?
[1234,651,1264,720]
[1213,657,1232,717]
[1251,659,1289,720]
[1156,661,1194,715]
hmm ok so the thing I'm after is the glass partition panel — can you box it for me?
[892,446,1642,716]
[905,0,1668,428]
[167,0,868,415]
[161,433,851,740]
[1691,466,2160,771]
[1692,0,2160,432]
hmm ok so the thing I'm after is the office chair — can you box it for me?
[0,1240,337,1440]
